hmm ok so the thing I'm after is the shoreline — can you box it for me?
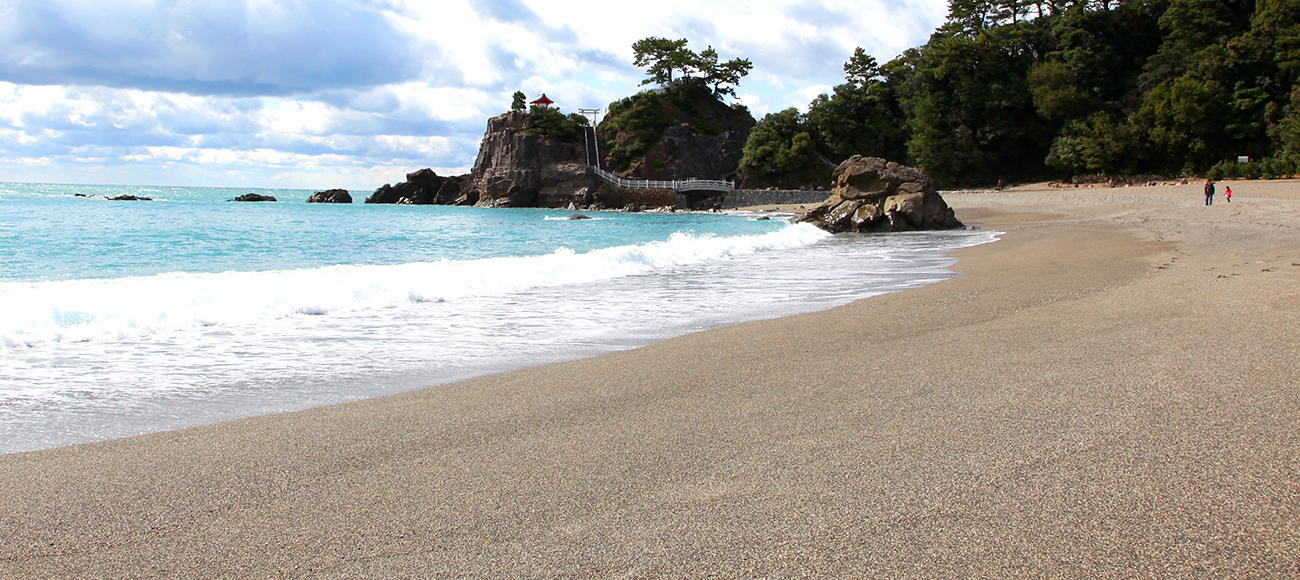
[0,208,984,455]
[3,180,1299,576]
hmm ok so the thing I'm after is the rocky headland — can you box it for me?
[363,81,758,211]
[598,80,754,183]
[463,110,609,208]
[355,86,961,230]
[364,111,612,209]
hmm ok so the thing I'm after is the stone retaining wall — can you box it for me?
[619,188,677,207]
[723,189,829,208]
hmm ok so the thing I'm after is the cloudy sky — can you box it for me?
[0,0,948,190]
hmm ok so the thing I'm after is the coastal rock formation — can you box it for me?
[307,189,352,203]
[230,193,277,202]
[535,163,622,209]
[612,123,750,182]
[366,168,468,205]
[464,111,612,208]
[597,79,755,185]
[798,156,963,233]
[370,90,754,210]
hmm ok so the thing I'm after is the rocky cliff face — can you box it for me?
[798,156,963,233]
[366,99,752,210]
[462,111,613,208]
[611,124,750,182]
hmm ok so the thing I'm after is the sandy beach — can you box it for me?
[2,179,1298,577]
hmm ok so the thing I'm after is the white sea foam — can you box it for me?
[0,223,829,348]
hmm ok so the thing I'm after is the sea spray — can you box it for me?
[0,223,830,348]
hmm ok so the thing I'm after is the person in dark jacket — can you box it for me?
[1204,179,1215,206]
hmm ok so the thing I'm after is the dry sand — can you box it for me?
[2,179,1298,578]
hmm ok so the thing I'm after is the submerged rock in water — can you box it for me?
[229,193,277,202]
[798,156,962,233]
[566,213,592,220]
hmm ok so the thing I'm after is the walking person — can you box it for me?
[1225,185,1232,202]
[1205,178,1215,206]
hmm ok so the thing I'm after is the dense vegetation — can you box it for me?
[525,104,589,142]
[598,40,755,172]
[740,0,1300,186]
[599,79,754,171]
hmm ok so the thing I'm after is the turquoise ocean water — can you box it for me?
[0,182,997,453]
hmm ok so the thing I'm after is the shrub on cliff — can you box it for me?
[526,105,589,142]
[598,78,754,172]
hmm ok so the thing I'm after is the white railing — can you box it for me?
[592,166,733,192]
[677,179,734,193]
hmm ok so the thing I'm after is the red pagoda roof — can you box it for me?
[529,94,554,106]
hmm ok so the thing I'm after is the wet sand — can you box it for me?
[2,179,1299,577]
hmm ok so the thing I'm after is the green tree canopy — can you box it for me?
[737,108,829,188]
[741,0,1300,187]
[844,48,883,85]
[632,37,694,86]
[631,38,752,96]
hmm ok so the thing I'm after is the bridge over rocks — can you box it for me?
[584,124,735,210]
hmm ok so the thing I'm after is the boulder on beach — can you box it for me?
[307,189,352,203]
[229,193,277,202]
[798,156,962,233]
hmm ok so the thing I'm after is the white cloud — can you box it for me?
[0,0,950,188]
[794,84,835,112]
[733,94,769,119]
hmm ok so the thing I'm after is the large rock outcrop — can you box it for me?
[307,189,352,203]
[464,110,612,208]
[229,193,277,202]
[798,156,963,233]
[598,80,755,183]
[364,90,754,210]
[366,168,470,205]
[612,124,750,182]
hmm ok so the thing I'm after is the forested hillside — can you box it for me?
[740,0,1300,186]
